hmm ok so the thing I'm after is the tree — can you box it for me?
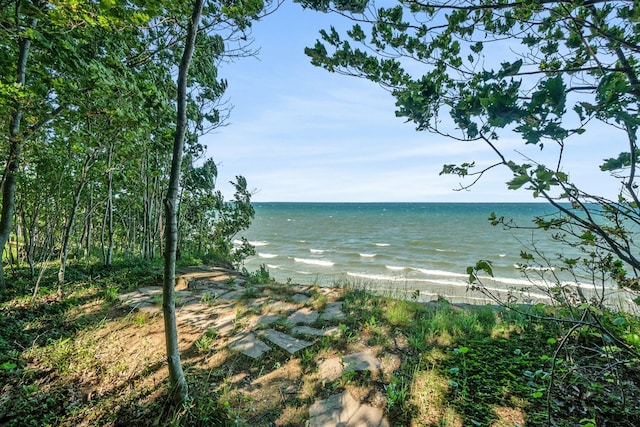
[163,0,205,404]
[299,0,640,422]
[300,0,640,294]
[0,0,43,290]
[162,0,268,405]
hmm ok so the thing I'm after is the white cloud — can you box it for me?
[205,3,623,203]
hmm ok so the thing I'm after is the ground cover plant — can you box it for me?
[1,261,638,426]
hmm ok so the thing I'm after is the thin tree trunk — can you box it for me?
[154,173,162,258]
[163,0,204,405]
[142,151,150,258]
[0,11,38,290]
[86,191,93,262]
[105,141,114,267]
[100,200,107,264]
[57,151,96,296]
[19,201,35,277]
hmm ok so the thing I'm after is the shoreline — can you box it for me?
[247,266,640,314]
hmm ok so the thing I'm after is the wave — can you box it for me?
[386,265,406,271]
[248,240,269,247]
[359,253,377,258]
[413,268,468,278]
[310,248,325,254]
[375,243,390,247]
[435,248,457,253]
[294,257,335,267]
[486,275,546,287]
[347,272,411,282]
[266,264,280,269]
[258,253,278,259]
[514,263,555,272]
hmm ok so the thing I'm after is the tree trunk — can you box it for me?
[105,141,114,267]
[57,152,95,296]
[100,200,107,264]
[163,0,204,405]
[19,201,35,277]
[0,13,38,290]
[87,192,93,262]
[142,150,150,258]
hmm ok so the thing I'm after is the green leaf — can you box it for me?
[497,58,523,77]
[0,362,17,371]
[507,174,529,190]
[613,317,626,326]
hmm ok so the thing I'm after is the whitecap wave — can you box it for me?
[294,257,334,267]
[258,253,278,259]
[310,248,325,254]
[514,263,555,272]
[413,268,468,278]
[487,276,546,287]
[266,264,280,269]
[347,272,409,282]
[386,265,406,271]
[249,240,269,247]
[359,253,377,258]
[375,243,390,247]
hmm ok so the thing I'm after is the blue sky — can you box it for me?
[204,2,621,203]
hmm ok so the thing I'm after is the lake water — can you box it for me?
[236,202,636,308]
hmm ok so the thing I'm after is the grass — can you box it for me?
[1,261,639,426]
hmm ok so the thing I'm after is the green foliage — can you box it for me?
[385,374,409,413]
[300,5,640,423]
[180,158,256,268]
[101,286,119,305]
[299,0,640,295]
[195,328,218,353]
[243,264,274,285]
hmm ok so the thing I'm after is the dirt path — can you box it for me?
[118,266,393,426]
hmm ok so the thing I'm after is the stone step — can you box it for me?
[259,329,313,354]
[228,332,271,359]
[309,391,389,427]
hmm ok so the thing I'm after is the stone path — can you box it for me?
[309,391,389,427]
[118,266,390,426]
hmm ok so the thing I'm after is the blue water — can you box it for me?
[237,203,634,307]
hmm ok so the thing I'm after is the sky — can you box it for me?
[204,1,622,203]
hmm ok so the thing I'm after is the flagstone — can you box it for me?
[263,300,298,313]
[257,313,281,326]
[287,307,319,325]
[260,329,313,354]
[321,302,345,321]
[291,293,311,303]
[291,325,341,337]
[228,332,271,359]
[308,391,388,427]
[343,351,381,372]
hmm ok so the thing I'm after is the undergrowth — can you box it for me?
[0,263,639,426]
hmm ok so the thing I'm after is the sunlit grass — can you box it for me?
[2,267,639,426]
